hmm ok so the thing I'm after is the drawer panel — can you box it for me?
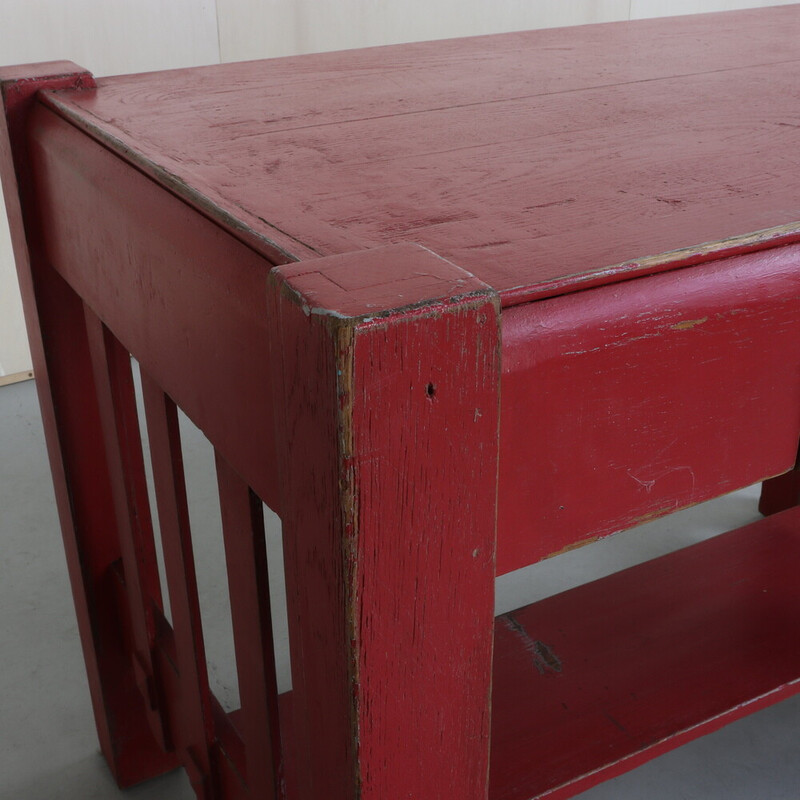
[498,244,800,575]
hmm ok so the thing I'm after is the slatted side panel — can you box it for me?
[140,374,217,797]
[83,308,172,750]
[27,102,283,515]
[83,310,283,799]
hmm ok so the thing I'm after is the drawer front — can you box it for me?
[498,244,800,574]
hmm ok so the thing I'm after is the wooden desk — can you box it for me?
[2,7,800,799]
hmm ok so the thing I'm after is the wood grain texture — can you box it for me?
[0,62,178,786]
[43,6,800,305]
[268,243,500,799]
[490,505,800,800]
[498,244,800,573]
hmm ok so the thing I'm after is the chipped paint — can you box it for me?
[632,505,676,526]
[547,537,599,559]
[671,316,708,331]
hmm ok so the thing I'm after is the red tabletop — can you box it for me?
[44,6,800,306]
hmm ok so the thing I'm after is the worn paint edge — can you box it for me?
[38,90,313,267]
[39,86,800,309]
[331,321,362,797]
[546,536,599,560]
[270,261,500,795]
[502,227,800,308]
[538,677,800,800]
[269,268,497,332]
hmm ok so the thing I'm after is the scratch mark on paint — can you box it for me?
[524,198,576,210]
[654,196,686,208]
[463,240,511,250]
[603,712,627,733]
[627,464,696,494]
[627,470,656,492]
[503,614,562,675]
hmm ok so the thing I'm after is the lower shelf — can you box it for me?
[489,505,800,800]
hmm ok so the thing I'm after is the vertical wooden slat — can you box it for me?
[140,370,218,798]
[83,309,170,750]
[216,452,282,799]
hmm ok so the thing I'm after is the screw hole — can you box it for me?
[426,382,436,399]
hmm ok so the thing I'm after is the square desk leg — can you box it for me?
[268,244,501,800]
[0,64,179,785]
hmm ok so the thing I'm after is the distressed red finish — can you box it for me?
[490,505,800,800]
[267,244,500,799]
[2,7,800,800]
[26,104,283,511]
[42,7,800,304]
[498,244,800,572]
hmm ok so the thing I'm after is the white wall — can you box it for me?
[1,0,796,380]
[216,0,799,61]
[0,0,219,379]
[631,0,798,17]
[215,0,630,62]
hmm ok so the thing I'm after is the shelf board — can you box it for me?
[490,505,800,800]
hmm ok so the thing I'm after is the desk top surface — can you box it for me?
[45,6,800,305]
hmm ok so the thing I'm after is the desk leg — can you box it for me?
[0,65,178,786]
[268,245,500,800]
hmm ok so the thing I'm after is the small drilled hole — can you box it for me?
[426,382,436,398]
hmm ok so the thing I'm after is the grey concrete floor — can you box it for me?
[1,376,799,799]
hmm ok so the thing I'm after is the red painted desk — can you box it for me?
[3,7,800,799]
